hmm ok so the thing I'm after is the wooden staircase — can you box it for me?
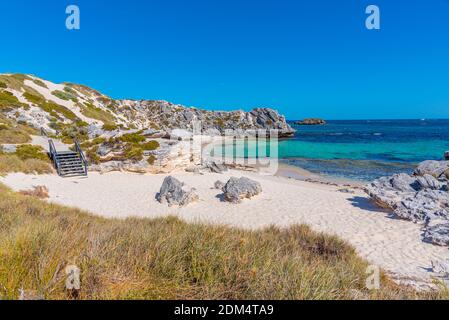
[48,139,88,177]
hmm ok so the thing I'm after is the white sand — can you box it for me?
[1,170,448,289]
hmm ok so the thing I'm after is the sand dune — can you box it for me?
[2,170,448,289]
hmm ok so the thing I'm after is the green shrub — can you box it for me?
[124,144,144,161]
[79,103,116,125]
[0,82,6,88]
[32,79,48,89]
[41,101,79,122]
[102,123,119,131]
[23,92,44,104]
[0,124,7,130]
[51,90,77,102]
[15,145,48,161]
[59,124,89,144]
[0,91,19,104]
[141,140,160,151]
[147,155,156,165]
[119,132,146,144]
[86,147,100,164]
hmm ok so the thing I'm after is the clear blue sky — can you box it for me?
[1,0,448,120]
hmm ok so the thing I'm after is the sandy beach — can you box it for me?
[2,169,448,289]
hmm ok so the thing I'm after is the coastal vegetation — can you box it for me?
[0,154,52,176]
[79,102,116,125]
[0,119,37,144]
[1,181,445,300]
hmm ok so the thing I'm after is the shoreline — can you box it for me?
[1,168,448,290]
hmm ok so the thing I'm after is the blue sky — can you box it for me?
[1,0,448,120]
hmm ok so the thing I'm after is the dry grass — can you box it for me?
[0,183,447,300]
[0,154,52,176]
[19,185,50,199]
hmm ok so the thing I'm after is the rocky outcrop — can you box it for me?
[365,160,449,246]
[221,177,262,203]
[295,118,326,126]
[156,176,198,207]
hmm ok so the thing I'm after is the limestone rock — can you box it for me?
[424,222,449,246]
[413,160,449,179]
[365,160,449,246]
[203,161,228,174]
[222,177,262,203]
[156,176,198,207]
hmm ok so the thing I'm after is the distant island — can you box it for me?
[295,118,326,125]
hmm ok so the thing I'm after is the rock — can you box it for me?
[1,144,17,153]
[97,144,112,157]
[366,160,449,247]
[424,222,449,246]
[87,124,104,139]
[416,174,443,190]
[203,161,228,174]
[295,118,326,125]
[413,160,449,179]
[390,173,418,192]
[430,259,449,277]
[156,176,198,207]
[214,180,225,190]
[222,177,262,203]
[445,151,449,160]
[170,129,192,141]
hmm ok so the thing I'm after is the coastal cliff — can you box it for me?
[0,73,294,172]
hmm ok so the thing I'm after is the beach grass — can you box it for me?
[0,154,52,176]
[0,182,446,300]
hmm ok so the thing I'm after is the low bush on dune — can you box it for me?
[141,140,160,151]
[79,102,116,125]
[0,125,33,144]
[32,79,48,89]
[15,144,48,161]
[0,183,445,300]
[0,154,52,175]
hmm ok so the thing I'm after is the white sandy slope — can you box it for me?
[1,170,448,289]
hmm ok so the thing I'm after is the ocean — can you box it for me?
[280,119,449,181]
[211,119,449,182]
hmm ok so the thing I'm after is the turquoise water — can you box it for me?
[213,120,449,181]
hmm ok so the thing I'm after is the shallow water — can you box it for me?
[212,119,449,181]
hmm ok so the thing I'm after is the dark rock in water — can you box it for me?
[445,151,449,160]
[424,222,449,246]
[222,177,262,203]
[365,159,449,246]
[295,118,326,126]
[156,176,198,207]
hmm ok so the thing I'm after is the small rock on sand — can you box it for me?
[222,177,262,203]
[156,176,198,207]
